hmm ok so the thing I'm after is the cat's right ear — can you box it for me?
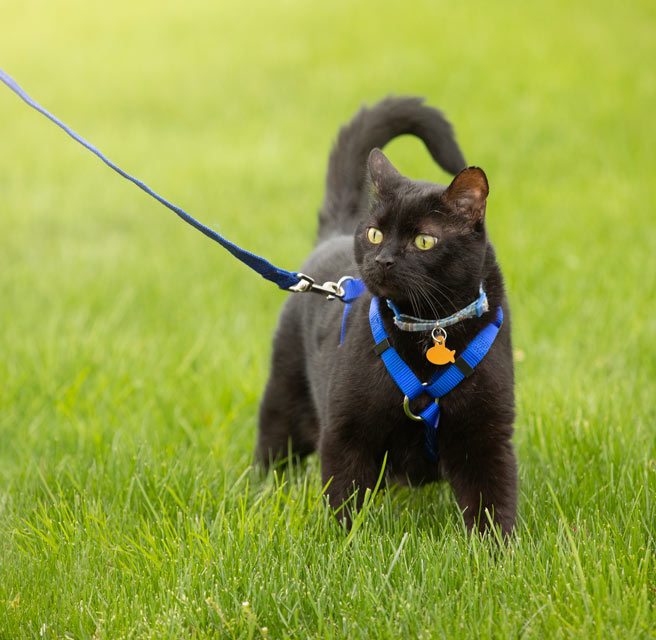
[368,148,402,195]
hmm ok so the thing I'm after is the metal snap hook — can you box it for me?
[288,273,349,299]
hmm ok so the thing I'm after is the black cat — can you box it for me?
[256,97,517,536]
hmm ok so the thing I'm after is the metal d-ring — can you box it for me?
[336,275,354,291]
[431,326,447,342]
[403,382,435,422]
[403,395,425,422]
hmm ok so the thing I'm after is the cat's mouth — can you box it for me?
[370,283,401,300]
[362,268,407,302]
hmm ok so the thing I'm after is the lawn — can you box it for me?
[1,0,655,638]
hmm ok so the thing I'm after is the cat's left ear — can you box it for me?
[441,167,489,225]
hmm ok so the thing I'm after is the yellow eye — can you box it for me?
[414,234,437,250]
[367,227,383,244]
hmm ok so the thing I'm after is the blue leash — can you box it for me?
[0,68,307,291]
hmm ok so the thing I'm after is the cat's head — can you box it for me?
[354,148,489,314]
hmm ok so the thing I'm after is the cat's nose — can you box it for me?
[375,253,395,269]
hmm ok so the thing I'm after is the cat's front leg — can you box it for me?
[319,431,384,525]
[443,436,518,538]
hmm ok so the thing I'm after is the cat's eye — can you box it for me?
[367,227,383,244]
[414,234,438,250]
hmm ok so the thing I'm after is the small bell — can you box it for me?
[426,327,456,365]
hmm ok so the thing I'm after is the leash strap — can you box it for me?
[0,68,301,290]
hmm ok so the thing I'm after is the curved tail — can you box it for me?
[317,96,466,241]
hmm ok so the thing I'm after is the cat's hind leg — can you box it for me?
[255,345,318,470]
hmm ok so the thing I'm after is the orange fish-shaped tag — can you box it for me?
[426,334,456,365]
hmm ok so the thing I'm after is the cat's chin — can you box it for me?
[363,281,405,302]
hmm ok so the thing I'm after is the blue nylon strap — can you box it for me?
[422,404,440,462]
[419,400,440,462]
[369,297,426,400]
[419,400,440,425]
[0,68,300,291]
[369,296,442,461]
[339,278,367,344]
[341,278,367,304]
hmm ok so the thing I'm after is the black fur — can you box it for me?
[256,97,517,537]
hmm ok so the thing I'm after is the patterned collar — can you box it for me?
[386,284,489,332]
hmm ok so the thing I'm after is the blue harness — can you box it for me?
[368,294,503,461]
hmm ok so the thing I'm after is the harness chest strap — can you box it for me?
[368,296,503,460]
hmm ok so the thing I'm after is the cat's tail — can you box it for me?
[317,96,466,241]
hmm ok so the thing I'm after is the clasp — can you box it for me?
[288,273,350,300]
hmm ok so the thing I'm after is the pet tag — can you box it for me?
[426,328,456,365]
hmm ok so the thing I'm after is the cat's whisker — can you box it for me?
[411,283,437,317]
[408,287,422,317]
[421,277,462,314]
[411,276,454,317]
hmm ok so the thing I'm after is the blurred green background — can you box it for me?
[2,0,653,463]
[1,1,655,637]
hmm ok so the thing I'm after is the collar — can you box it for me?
[386,284,489,332]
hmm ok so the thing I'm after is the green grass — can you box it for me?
[1,0,655,637]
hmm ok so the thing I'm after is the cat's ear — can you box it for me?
[441,167,489,224]
[368,148,403,195]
